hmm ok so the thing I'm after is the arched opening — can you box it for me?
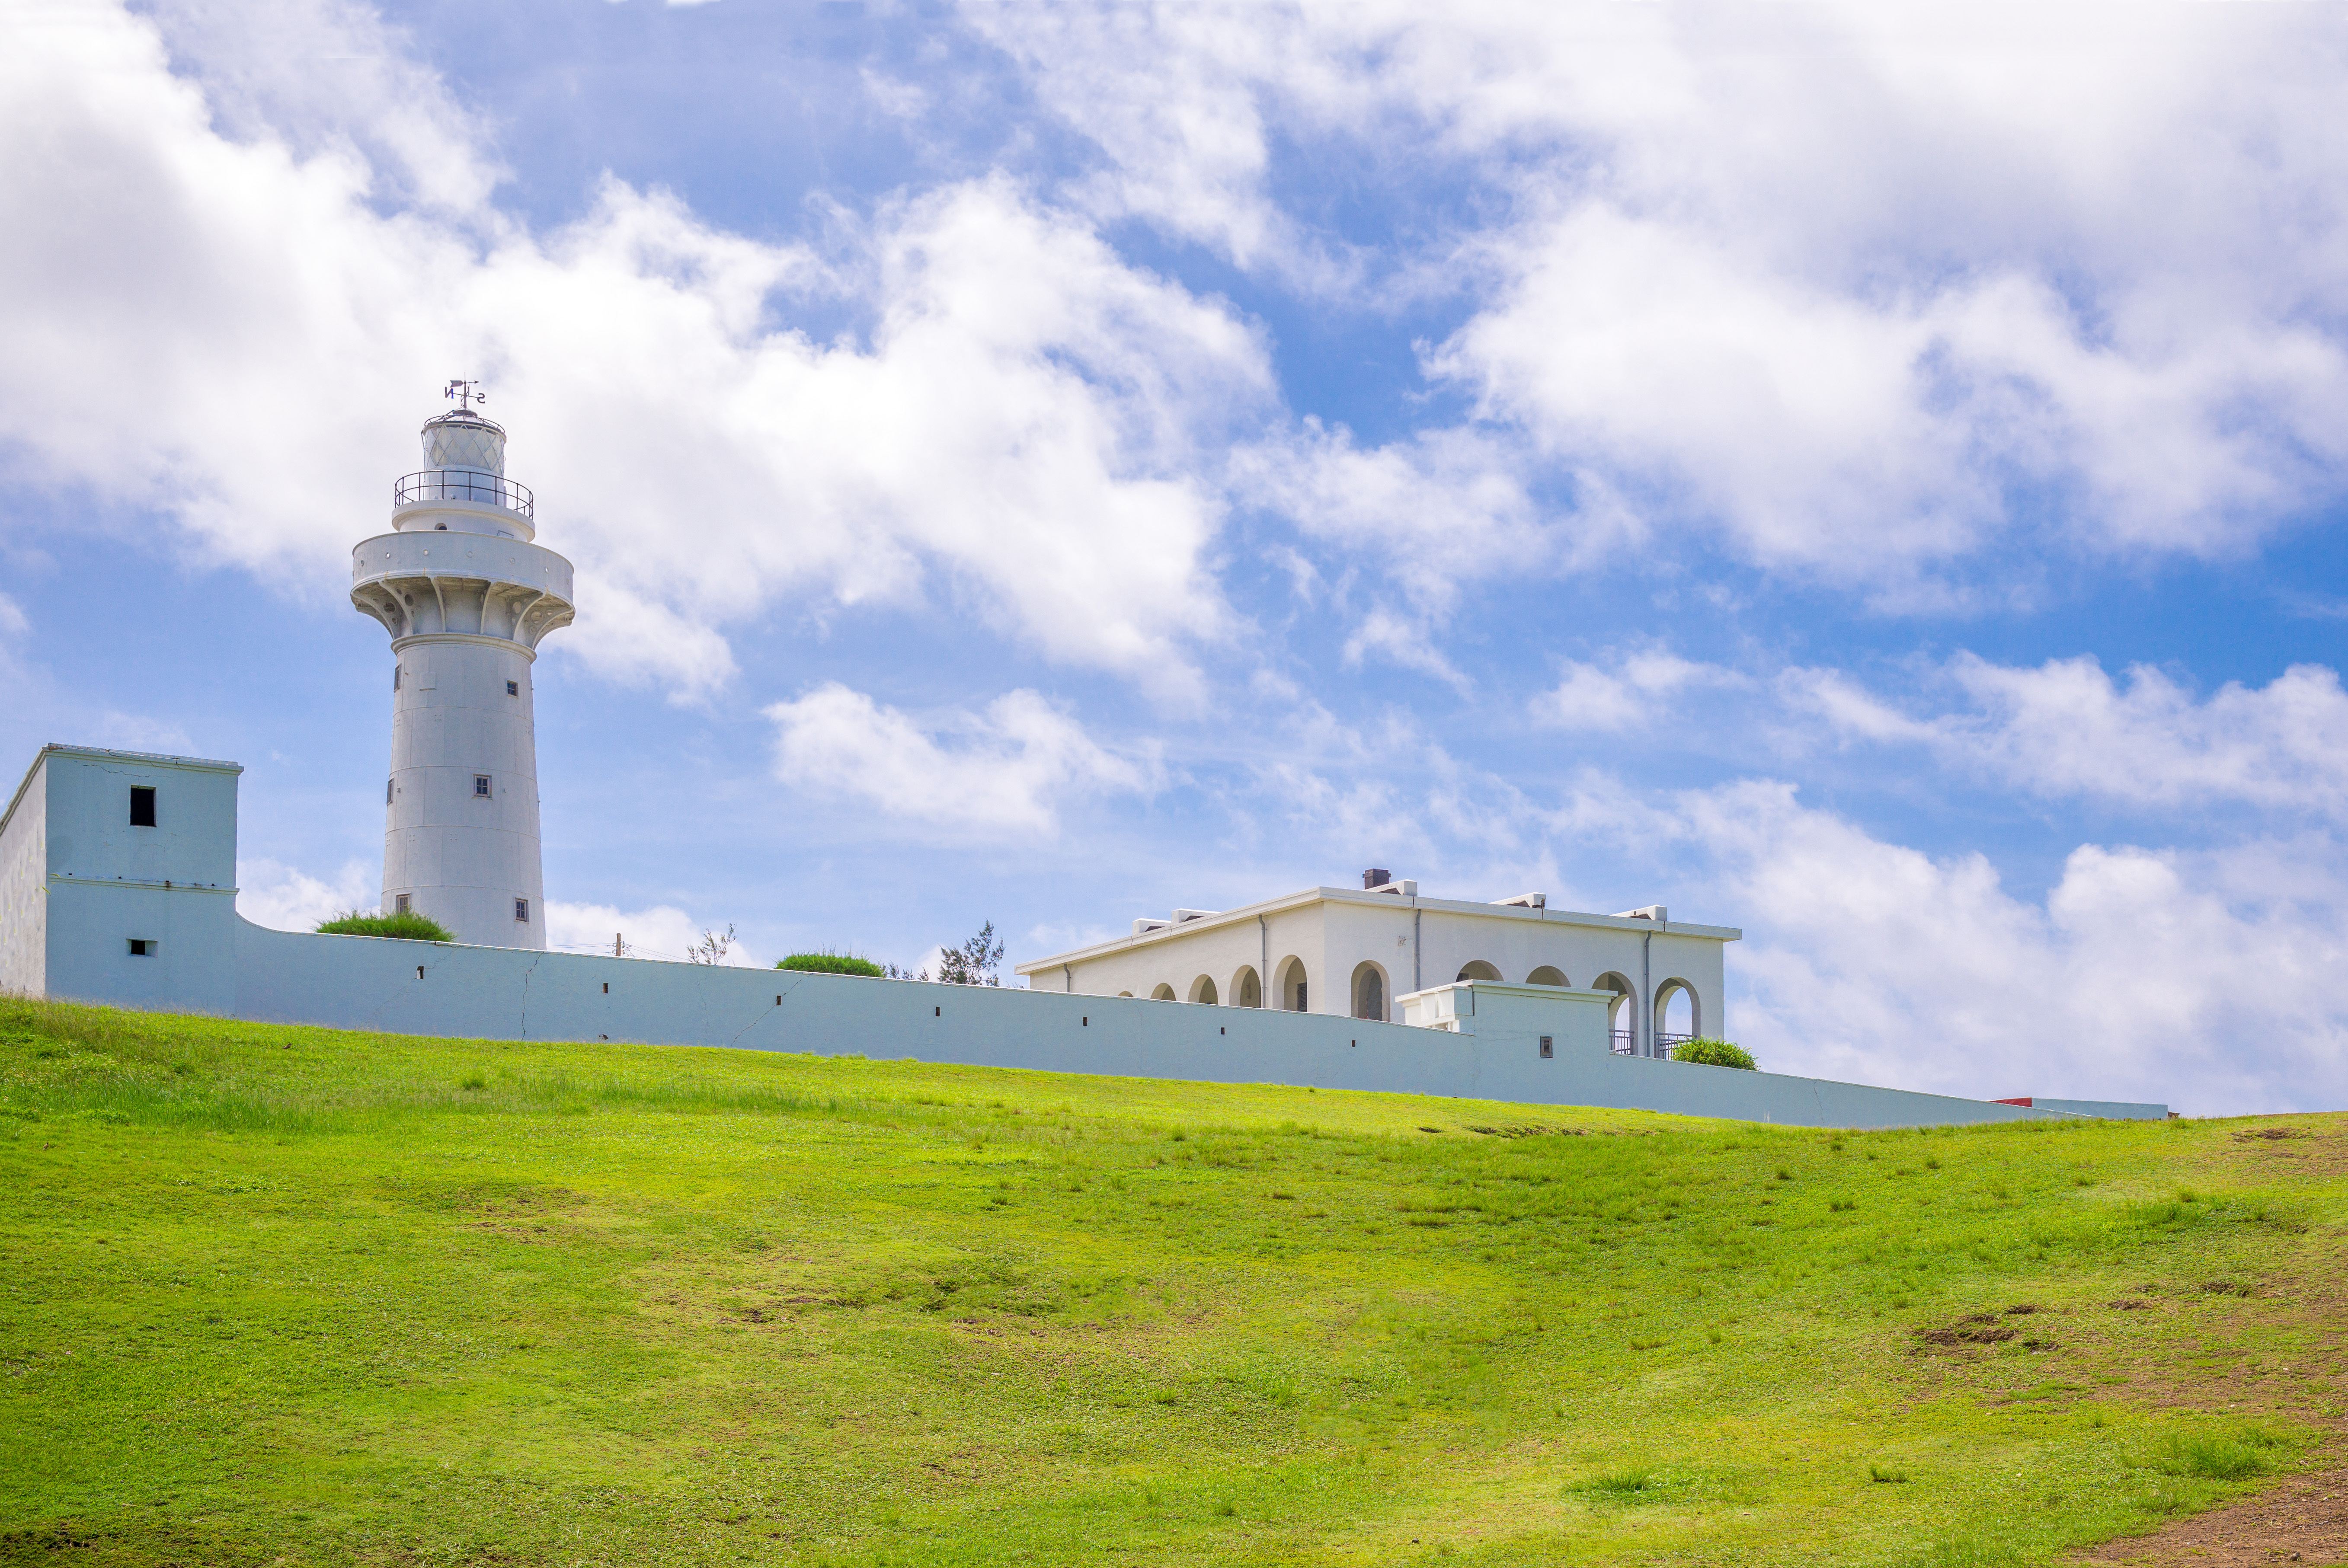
[1274,956,1309,1012]
[1150,983,1177,1001]
[1231,965,1262,1008]
[1351,961,1389,1022]
[1187,974,1219,1005]
[1116,990,1134,998]
[1654,979,1699,1055]
[1456,959,1502,983]
[1592,972,1634,1054]
[1526,965,1568,988]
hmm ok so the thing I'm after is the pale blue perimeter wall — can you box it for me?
[218,919,2144,1129]
[6,744,2168,1129]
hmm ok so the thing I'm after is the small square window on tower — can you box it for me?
[514,897,530,923]
[129,786,156,827]
[395,894,412,915]
[506,680,518,696]
[474,775,492,798]
[1539,1035,1554,1059]
[127,938,154,957]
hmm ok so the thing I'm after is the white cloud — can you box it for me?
[1531,649,1738,731]
[544,900,753,966]
[1663,780,2348,1117]
[972,3,2348,584]
[0,1,1268,703]
[236,856,373,932]
[1792,654,2348,817]
[765,682,1159,836]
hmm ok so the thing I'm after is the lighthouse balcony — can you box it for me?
[395,469,534,519]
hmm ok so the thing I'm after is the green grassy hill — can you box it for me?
[1,999,2340,1567]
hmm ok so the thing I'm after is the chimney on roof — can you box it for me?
[1362,868,1392,890]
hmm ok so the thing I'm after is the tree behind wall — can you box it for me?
[935,921,1004,987]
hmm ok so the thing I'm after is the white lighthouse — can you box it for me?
[349,385,575,948]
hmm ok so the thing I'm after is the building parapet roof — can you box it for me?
[1014,884,1741,974]
[2,743,245,841]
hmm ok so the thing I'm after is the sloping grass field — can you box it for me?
[3,997,2344,1566]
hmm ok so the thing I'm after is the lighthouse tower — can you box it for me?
[349,385,574,948]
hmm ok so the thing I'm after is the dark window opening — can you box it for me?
[474,775,492,798]
[602,982,609,994]
[129,786,156,827]
[386,778,394,805]
[415,965,425,980]
[127,939,152,957]
[1539,1035,1554,1059]
[394,666,402,691]
[506,680,518,696]
[514,898,530,923]
[395,894,411,914]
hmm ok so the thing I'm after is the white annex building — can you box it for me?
[1018,872,1734,1060]
[349,393,573,948]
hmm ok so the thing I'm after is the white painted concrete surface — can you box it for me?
[1018,886,1733,1058]
[349,410,574,949]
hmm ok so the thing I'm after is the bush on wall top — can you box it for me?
[315,910,455,942]
[777,952,885,977]
[1672,1037,1757,1070]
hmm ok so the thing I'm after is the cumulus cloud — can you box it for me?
[0,0,1267,702]
[765,682,1159,836]
[236,856,374,932]
[1790,654,2348,817]
[1664,781,2348,1117]
[544,900,753,966]
[972,3,2348,586]
[1531,649,1739,731]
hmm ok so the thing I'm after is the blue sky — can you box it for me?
[7,1,2348,1114]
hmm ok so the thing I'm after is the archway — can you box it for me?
[1274,956,1309,1012]
[1456,959,1502,983]
[1654,979,1699,1054]
[1526,964,1567,988]
[1187,974,1219,1005]
[1151,983,1177,1001]
[1351,961,1390,1022]
[1592,972,1635,1054]
[1116,990,1134,998]
[1231,965,1262,1008]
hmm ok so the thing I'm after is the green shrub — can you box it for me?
[314,910,454,942]
[1673,1038,1757,1070]
[777,952,885,977]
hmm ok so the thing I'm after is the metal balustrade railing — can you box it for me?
[1610,1030,1635,1056]
[1656,1032,1695,1057]
[395,469,534,518]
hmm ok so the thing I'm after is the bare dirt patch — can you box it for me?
[2071,1466,2348,1566]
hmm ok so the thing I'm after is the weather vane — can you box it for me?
[443,378,487,410]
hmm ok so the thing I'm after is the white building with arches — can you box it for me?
[1015,872,1738,1059]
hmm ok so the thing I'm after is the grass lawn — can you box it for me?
[2,997,2343,1566]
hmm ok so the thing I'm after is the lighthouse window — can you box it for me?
[506,680,518,696]
[514,898,530,923]
[129,786,156,827]
[128,939,154,957]
[396,894,412,914]
[386,778,394,805]
[394,666,402,690]
[474,775,492,798]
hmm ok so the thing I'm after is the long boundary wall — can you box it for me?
[225,919,2105,1129]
